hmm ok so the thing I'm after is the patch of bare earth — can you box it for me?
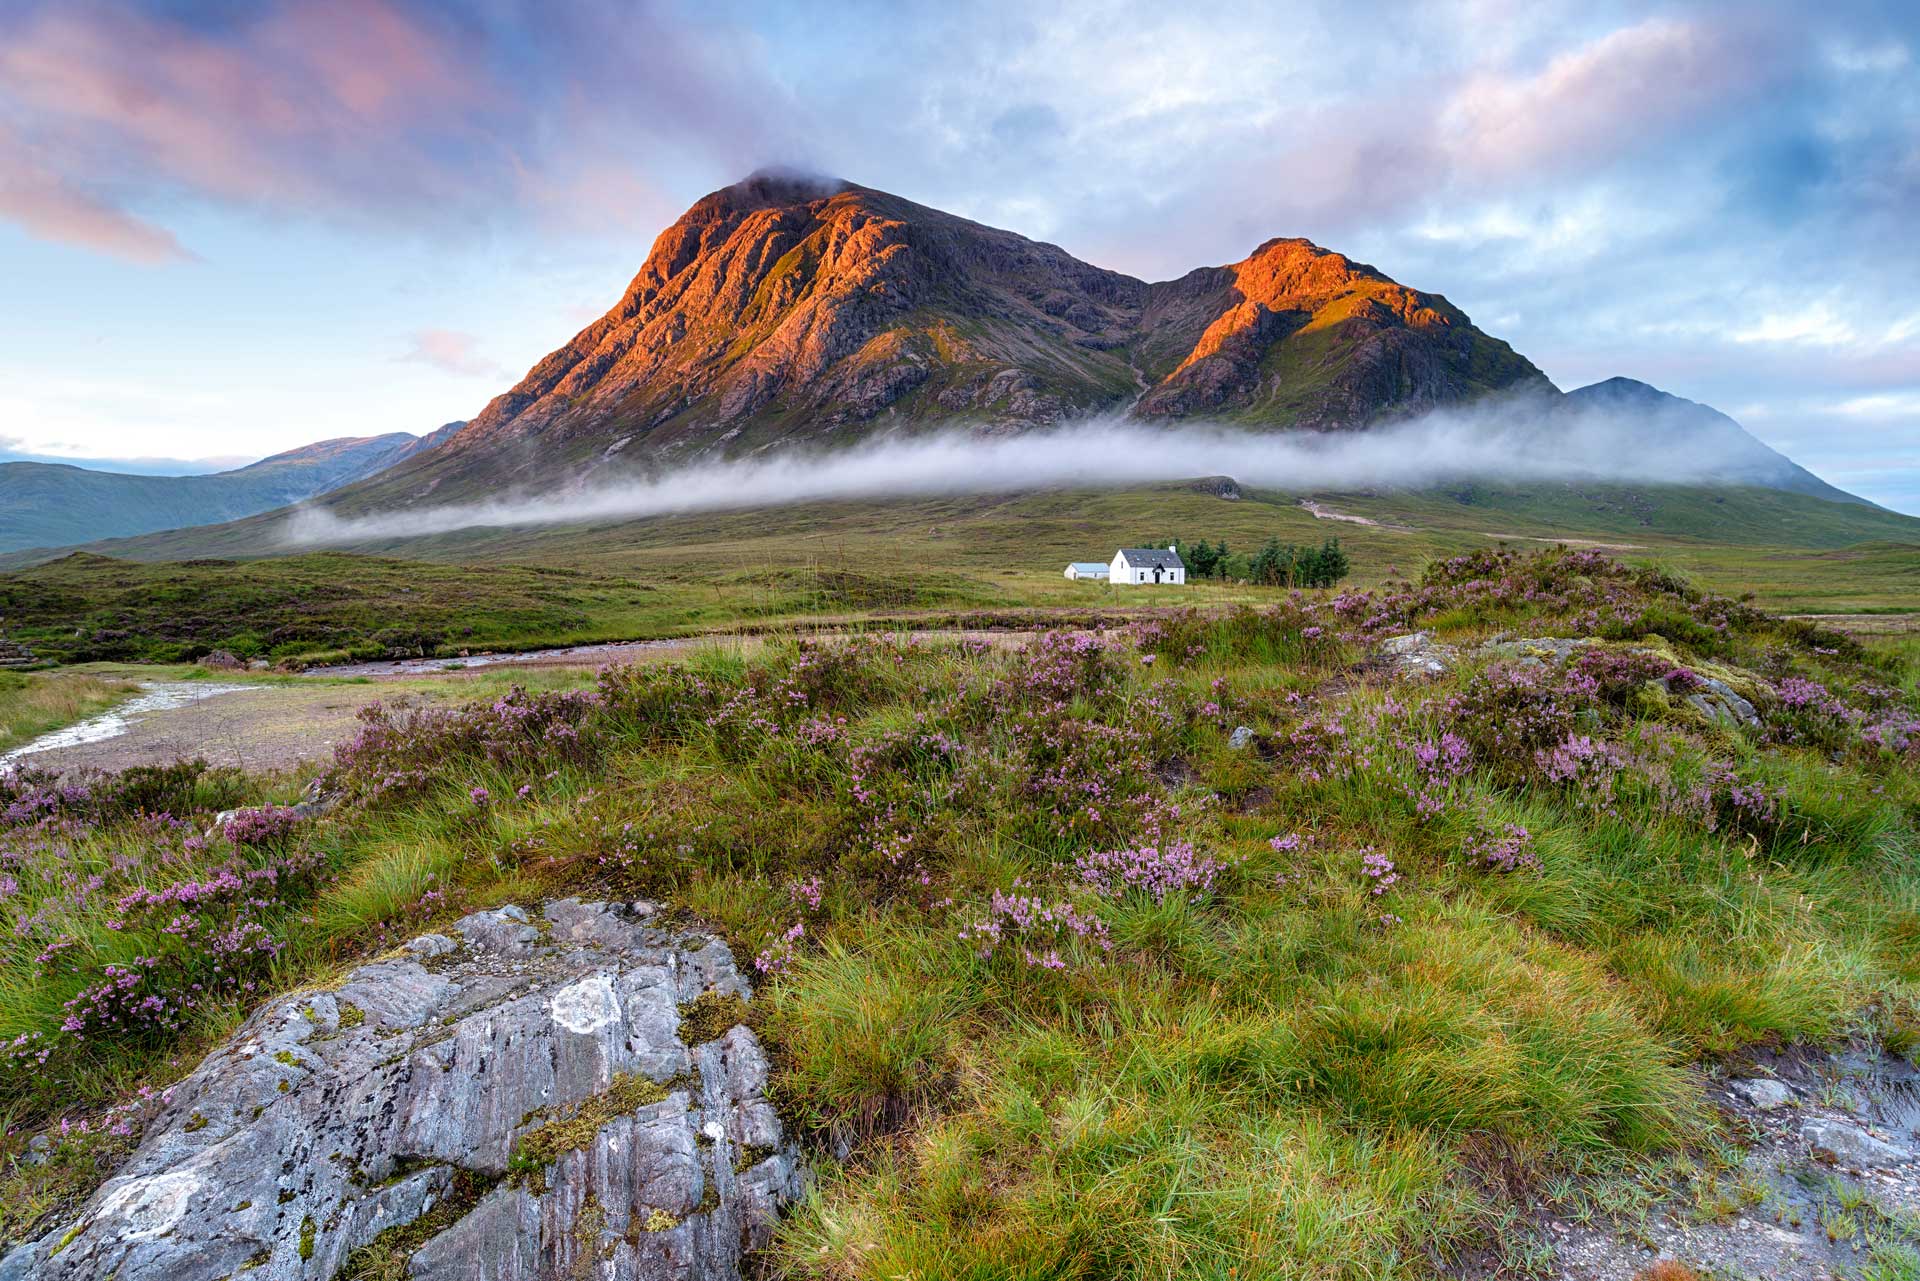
[19,685,455,775]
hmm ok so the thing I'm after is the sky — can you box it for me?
[2,0,1917,512]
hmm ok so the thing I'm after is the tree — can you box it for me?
[1187,539,1221,579]
[1315,538,1350,586]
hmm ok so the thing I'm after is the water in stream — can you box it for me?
[0,681,252,771]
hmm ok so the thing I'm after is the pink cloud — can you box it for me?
[398,329,507,380]
[0,0,490,254]
[0,126,188,263]
[1440,18,1770,177]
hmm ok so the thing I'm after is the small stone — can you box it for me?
[1378,632,1458,677]
[1804,1119,1908,1169]
[1227,726,1256,750]
[1730,1078,1793,1110]
[1678,676,1761,729]
[24,1135,51,1167]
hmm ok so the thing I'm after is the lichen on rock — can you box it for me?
[0,899,804,1281]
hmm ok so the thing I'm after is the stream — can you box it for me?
[0,681,253,772]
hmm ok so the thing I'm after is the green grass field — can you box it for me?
[0,548,1915,1273]
[1,482,1914,671]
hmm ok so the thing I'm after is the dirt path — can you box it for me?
[1297,498,1417,532]
[1786,612,1920,636]
[1475,531,1647,551]
[311,636,708,679]
[3,683,454,777]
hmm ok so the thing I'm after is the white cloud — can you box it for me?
[1731,302,1863,349]
[1829,390,1920,419]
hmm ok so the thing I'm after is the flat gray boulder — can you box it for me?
[1679,676,1761,730]
[1378,632,1458,677]
[1728,1077,1793,1110]
[1,900,804,1281]
[1802,1118,1909,1170]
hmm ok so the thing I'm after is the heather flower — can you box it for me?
[754,921,805,976]
[1359,847,1399,895]
[960,888,1111,970]
[1075,839,1228,905]
[787,875,824,911]
[221,804,301,847]
[1464,821,1538,873]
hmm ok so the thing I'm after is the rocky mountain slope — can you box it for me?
[339,171,1550,507]
[0,425,460,552]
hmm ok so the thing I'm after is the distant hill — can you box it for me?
[1561,378,1864,506]
[0,424,461,553]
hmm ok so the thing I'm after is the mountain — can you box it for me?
[336,170,1552,507]
[0,425,460,553]
[1,173,1879,562]
[1560,378,1865,505]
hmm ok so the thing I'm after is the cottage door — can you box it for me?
[1153,567,1163,583]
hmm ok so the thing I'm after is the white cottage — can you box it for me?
[1109,546,1186,586]
[1063,562,1110,580]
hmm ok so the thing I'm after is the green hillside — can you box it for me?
[1,482,1913,666]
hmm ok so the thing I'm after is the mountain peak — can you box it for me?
[685,167,853,223]
[342,177,1553,500]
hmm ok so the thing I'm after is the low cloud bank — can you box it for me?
[281,408,1771,546]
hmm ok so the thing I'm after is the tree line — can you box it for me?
[1166,536,1352,588]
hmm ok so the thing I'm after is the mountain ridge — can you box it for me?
[1560,377,1861,506]
[336,171,1552,508]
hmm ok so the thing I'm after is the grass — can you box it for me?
[1,481,1915,668]
[0,670,139,753]
[0,547,1915,1272]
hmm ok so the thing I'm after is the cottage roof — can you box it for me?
[1068,562,1110,573]
[1117,548,1184,568]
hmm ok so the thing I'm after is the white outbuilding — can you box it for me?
[1064,562,1111,580]
[1109,546,1186,586]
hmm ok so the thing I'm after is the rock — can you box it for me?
[1802,1119,1908,1169]
[1,900,805,1281]
[1473,635,1594,668]
[24,1134,51,1167]
[1227,726,1256,750]
[249,659,271,671]
[1729,1077,1793,1110]
[1674,676,1761,730]
[1378,632,1458,677]
[200,649,244,671]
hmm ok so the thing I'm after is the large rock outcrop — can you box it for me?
[1,900,803,1281]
